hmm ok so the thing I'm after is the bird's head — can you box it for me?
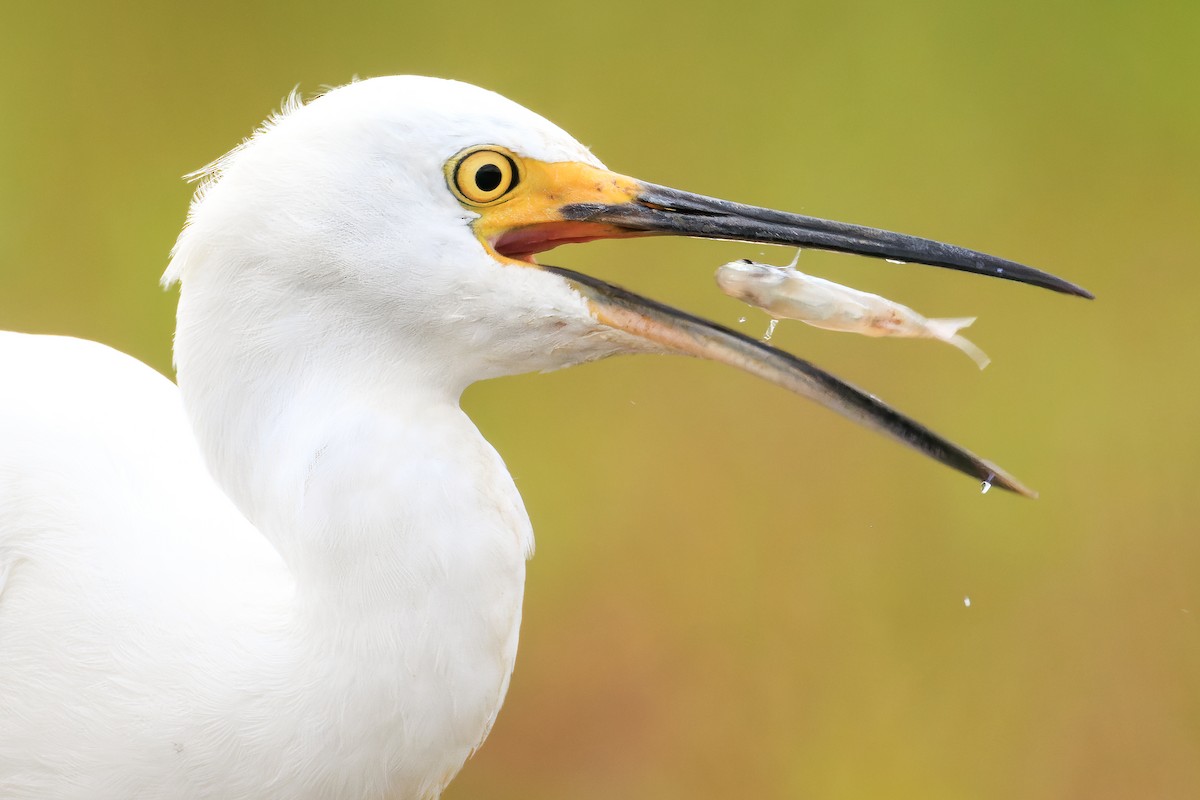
[166,75,1089,494]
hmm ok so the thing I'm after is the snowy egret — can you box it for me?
[0,76,1089,799]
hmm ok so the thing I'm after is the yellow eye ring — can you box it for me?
[448,147,521,206]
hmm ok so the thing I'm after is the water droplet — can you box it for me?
[981,472,994,495]
[997,267,1005,275]
[738,316,747,324]
[763,319,779,341]
[885,258,906,265]
[963,596,972,607]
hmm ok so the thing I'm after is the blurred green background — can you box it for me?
[2,1,1197,798]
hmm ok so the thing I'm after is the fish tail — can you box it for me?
[946,333,991,370]
[922,316,989,368]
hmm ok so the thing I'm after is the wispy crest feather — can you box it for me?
[163,87,311,287]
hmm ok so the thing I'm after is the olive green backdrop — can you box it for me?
[2,2,1196,798]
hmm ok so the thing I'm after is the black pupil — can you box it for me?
[475,163,503,193]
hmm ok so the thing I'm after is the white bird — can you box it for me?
[0,76,1089,799]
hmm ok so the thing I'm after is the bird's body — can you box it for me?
[0,332,527,799]
[0,76,1086,798]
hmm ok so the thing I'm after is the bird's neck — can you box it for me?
[174,273,457,534]
[171,282,533,792]
[173,280,535,568]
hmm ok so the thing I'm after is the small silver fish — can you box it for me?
[715,258,990,369]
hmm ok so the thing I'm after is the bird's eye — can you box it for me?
[449,148,521,206]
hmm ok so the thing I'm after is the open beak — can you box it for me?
[472,159,1093,496]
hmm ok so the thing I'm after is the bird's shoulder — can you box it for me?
[0,333,293,798]
[0,331,181,441]
[0,332,191,510]
[0,331,264,597]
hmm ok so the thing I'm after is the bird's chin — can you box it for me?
[491,222,640,264]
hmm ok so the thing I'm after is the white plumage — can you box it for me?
[0,77,637,800]
[0,74,1082,798]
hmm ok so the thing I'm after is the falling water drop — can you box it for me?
[964,596,972,608]
[981,472,994,495]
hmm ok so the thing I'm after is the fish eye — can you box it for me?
[448,147,521,206]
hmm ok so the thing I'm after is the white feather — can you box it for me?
[0,76,637,799]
